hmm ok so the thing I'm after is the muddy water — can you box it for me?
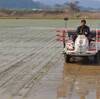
[0,19,65,99]
[58,63,100,99]
[0,19,99,99]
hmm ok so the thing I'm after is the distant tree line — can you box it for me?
[67,1,80,13]
[0,8,64,16]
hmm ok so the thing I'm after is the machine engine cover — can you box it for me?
[75,35,89,53]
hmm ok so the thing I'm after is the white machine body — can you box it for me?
[75,35,89,53]
[64,33,98,56]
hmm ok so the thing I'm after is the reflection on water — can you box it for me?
[58,63,100,99]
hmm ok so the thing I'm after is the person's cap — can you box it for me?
[81,19,86,23]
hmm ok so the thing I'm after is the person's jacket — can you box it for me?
[76,25,90,37]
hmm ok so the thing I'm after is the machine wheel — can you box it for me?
[83,56,89,64]
[94,51,100,64]
[64,53,71,63]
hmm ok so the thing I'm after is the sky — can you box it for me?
[34,0,100,8]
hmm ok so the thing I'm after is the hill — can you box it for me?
[0,0,45,9]
[40,0,100,9]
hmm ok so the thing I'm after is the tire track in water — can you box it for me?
[0,38,59,96]
[0,38,56,88]
[0,29,55,85]
[4,41,58,96]
[0,29,55,75]
[22,51,62,98]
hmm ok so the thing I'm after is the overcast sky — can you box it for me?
[34,0,100,8]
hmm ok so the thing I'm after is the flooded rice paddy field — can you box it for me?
[0,19,99,99]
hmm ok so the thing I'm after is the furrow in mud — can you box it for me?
[0,39,56,88]
[0,41,60,97]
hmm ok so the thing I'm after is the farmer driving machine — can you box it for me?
[56,18,100,64]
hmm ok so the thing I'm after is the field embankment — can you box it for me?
[0,9,100,19]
